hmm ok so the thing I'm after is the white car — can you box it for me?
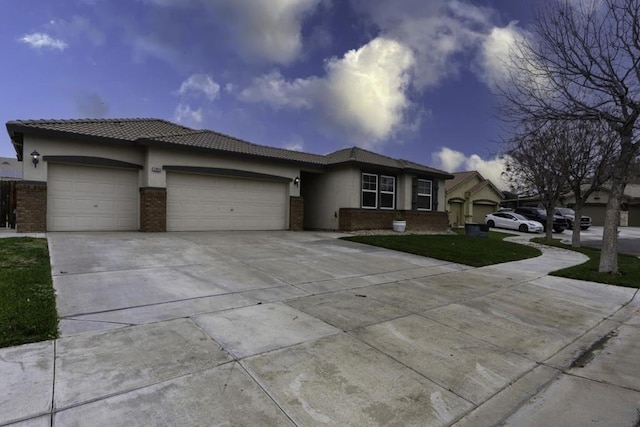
[485,212,543,233]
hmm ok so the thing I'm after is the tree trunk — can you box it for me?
[598,132,634,273]
[599,185,621,273]
[572,204,583,248]
[545,212,554,240]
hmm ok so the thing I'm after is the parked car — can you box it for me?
[554,207,592,230]
[485,212,544,233]
[514,206,569,233]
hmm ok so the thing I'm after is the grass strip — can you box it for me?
[342,230,541,267]
[531,237,640,288]
[0,238,58,347]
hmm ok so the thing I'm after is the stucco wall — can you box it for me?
[146,147,301,197]
[23,136,145,183]
[303,166,358,230]
[22,136,302,197]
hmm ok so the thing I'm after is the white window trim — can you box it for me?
[362,173,378,209]
[417,179,432,211]
[379,175,395,210]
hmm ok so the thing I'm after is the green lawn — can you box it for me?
[342,230,541,267]
[0,238,58,347]
[531,237,640,288]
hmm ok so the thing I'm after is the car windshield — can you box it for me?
[555,208,575,215]
[512,213,529,221]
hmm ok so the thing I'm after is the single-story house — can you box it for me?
[445,171,504,227]
[6,118,453,233]
[558,176,640,227]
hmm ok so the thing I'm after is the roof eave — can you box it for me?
[137,137,328,169]
[6,123,141,153]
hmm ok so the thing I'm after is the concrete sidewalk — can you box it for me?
[1,231,639,426]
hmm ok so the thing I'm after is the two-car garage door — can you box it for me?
[46,166,289,231]
[166,172,288,231]
[47,164,139,231]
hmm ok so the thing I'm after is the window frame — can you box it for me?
[361,173,378,209]
[379,175,396,210]
[416,179,433,211]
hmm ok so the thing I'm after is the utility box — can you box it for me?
[464,223,489,237]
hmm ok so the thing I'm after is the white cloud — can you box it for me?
[19,33,68,51]
[239,71,317,109]
[432,147,509,190]
[177,74,220,101]
[323,37,415,143]
[352,0,494,90]
[432,147,466,172]
[239,37,415,147]
[173,103,203,127]
[476,22,525,88]
[205,0,323,64]
[283,135,305,151]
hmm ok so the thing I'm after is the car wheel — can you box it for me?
[553,228,564,233]
[487,220,495,227]
[567,220,573,229]
[581,226,590,230]
[518,224,528,232]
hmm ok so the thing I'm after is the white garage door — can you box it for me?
[167,172,288,231]
[47,164,139,231]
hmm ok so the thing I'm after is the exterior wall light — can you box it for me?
[294,176,300,187]
[31,150,40,168]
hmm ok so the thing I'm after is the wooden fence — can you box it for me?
[0,180,17,228]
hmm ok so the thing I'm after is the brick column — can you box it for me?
[289,196,304,231]
[140,187,167,232]
[16,181,47,233]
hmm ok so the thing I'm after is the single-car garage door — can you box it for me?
[47,164,139,231]
[473,203,496,224]
[166,172,288,231]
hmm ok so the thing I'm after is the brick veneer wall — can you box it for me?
[16,181,47,233]
[140,187,167,232]
[338,208,448,232]
[289,196,304,231]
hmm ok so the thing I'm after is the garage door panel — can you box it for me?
[167,172,288,231]
[47,164,138,231]
[473,204,496,224]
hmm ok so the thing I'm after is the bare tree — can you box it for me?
[504,121,571,241]
[561,121,617,247]
[499,0,640,273]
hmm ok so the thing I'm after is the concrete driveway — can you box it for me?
[1,231,639,426]
[573,226,640,256]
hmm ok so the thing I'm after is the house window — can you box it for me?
[362,173,397,209]
[417,179,432,210]
[380,175,395,209]
[362,173,378,209]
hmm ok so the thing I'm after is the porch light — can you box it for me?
[31,150,40,168]
[294,176,300,187]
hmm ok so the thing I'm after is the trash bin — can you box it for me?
[464,223,489,237]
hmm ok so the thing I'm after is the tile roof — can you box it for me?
[6,118,452,176]
[144,130,328,165]
[444,171,478,191]
[445,170,504,198]
[325,147,452,177]
[7,118,193,143]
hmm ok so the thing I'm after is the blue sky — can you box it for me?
[0,0,535,187]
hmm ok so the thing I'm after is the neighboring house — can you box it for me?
[6,118,452,233]
[559,175,640,227]
[445,171,504,227]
